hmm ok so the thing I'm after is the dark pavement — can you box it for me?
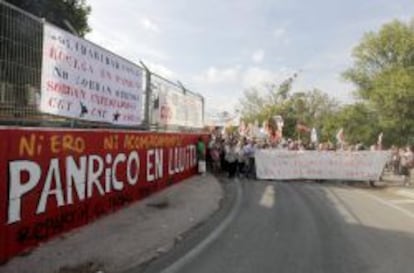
[177,179,414,273]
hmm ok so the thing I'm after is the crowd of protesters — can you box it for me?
[390,145,414,185]
[203,128,414,185]
[204,130,341,179]
[206,133,256,179]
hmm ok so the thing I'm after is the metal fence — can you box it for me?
[0,0,204,130]
[0,1,42,121]
[149,73,204,131]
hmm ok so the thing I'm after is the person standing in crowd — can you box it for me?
[225,140,238,178]
[398,147,406,175]
[401,145,414,186]
[220,138,227,173]
[391,145,401,174]
[197,137,206,175]
[236,139,246,177]
[207,135,215,170]
[210,140,221,173]
[244,138,256,178]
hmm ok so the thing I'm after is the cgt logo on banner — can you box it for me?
[40,23,143,125]
[0,128,202,263]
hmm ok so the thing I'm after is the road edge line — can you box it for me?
[159,178,243,273]
[358,190,414,220]
[395,189,414,200]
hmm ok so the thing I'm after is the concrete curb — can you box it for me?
[159,178,242,273]
[130,177,243,273]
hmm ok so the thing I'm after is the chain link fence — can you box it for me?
[0,0,204,130]
[149,73,204,132]
[0,1,42,121]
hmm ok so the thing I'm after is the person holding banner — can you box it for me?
[401,145,414,186]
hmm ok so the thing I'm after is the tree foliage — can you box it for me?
[238,19,414,147]
[7,0,91,36]
[343,19,414,145]
[238,76,339,141]
[319,103,380,145]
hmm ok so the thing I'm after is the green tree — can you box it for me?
[7,0,91,36]
[343,19,414,145]
[320,103,380,145]
[293,89,338,129]
[238,75,339,140]
[239,74,297,124]
[238,87,266,122]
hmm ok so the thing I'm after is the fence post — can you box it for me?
[177,81,188,129]
[201,96,205,128]
[140,61,151,130]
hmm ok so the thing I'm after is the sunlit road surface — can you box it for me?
[179,180,414,273]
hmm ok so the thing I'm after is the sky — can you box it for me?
[85,0,414,116]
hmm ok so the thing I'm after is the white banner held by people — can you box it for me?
[40,24,143,125]
[255,150,390,181]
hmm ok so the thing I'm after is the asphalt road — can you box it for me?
[177,180,414,273]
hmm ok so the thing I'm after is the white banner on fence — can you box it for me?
[40,24,143,125]
[255,150,390,181]
[152,77,203,128]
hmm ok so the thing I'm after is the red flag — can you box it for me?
[296,123,310,133]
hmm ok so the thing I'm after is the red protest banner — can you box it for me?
[0,127,204,263]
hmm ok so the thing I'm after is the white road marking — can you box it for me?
[359,190,414,220]
[395,190,414,200]
[161,178,243,273]
[324,188,358,224]
[259,185,275,208]
[389,199,414,204]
